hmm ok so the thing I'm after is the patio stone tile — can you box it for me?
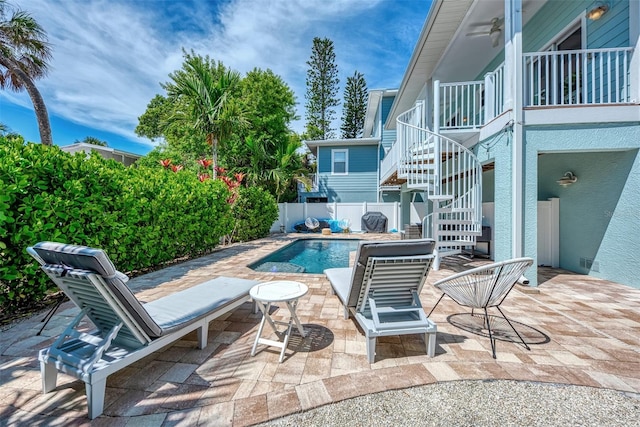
[300,355,332,384]
[197,378,242,405]
[585,370,637,392]
[159,363,199,383]
[197,401,234,426]
[295,380,332,410]
[271,358,306,384]
[233,394,269,427]
[121,361,176,390]
[124,413,167,426]
[424,361,461,381]
[161,384,209,411]
[266,388,302,420]
[163,407,202,426]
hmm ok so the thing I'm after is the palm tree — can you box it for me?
[165,53,247,179]
[0,0,53,146]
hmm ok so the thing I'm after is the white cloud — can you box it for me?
[13,0,422,147]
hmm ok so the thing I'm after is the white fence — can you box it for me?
[271,202,401,233]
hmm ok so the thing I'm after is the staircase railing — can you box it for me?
[397,108,483,266]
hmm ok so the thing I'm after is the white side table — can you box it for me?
[250,281,308,363]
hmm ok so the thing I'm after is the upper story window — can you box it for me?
[332,149,348,175]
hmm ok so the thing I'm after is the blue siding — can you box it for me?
[314,145,379,202]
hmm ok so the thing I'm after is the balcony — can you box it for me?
[433,47,634,133]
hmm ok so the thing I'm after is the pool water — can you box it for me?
[249,239,360,274]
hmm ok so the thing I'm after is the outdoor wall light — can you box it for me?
[557,171,578,187]
[586,3,609,20]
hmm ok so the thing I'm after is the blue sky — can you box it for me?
[1,0,430,155]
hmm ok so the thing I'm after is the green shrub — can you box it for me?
[0,137,233,314]
[230,186,278,242]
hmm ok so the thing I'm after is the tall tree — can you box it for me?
[0,0,53,145]
[164,51,247,178]
[341,71,367,138]
[305,37,339,140]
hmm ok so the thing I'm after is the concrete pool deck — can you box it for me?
[1,233,639,425]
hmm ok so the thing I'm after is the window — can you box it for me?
[332,149,348,175]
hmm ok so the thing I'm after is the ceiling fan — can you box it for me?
[466,17,504,48]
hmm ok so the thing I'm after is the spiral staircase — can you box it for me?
[394,104,483,268]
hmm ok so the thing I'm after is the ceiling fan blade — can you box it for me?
[466,31,488,37]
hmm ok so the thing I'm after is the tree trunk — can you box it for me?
[0,57,53,146]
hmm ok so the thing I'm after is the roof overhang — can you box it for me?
[387,0,475,129]
[387,0,546,129]
[363,89,398,138]
[304,137,380,154]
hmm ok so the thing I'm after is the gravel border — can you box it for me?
[258,380,640,427]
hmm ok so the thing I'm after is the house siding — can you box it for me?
[381,96,396,149]
[315,145,378,202]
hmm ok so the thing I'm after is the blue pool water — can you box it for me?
[249,239,360,274]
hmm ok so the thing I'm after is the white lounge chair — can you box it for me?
[427,257,534,358]
[324,239,437,363]
[27,241,258,419]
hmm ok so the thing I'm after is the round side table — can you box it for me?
[250,281,308,363]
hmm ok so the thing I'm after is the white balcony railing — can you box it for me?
[484,62,505,121]
[523,47,633,107]
[438,80,484,130]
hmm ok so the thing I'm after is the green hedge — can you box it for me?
[0,138,277,314]
[230,186,278,242]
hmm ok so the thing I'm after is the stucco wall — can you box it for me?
[526,123,640,288]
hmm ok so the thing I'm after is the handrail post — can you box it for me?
[484,72,495,122]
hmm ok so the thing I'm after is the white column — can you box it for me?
[629,0,640,103]
[484,72,495,122]
[506,0,524,257]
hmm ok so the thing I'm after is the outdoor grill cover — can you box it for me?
[361,212,387,233]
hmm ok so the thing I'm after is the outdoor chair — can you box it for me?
[27,241,258,419]
[324,239,437,363]
[427,257,534,358]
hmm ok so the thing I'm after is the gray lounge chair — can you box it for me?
[27,241,258,419]
[427,257,534,358]
[324,239,437,363]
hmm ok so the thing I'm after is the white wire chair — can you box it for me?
[427,257,534,358]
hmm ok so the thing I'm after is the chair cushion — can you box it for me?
[346,239,435,307]
[323,267,353,307]
[144,277,257,335]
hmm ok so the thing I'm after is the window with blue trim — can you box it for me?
[332,149,348,175]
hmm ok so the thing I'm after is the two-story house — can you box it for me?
[382,0,639,287]
[299,89,399,203]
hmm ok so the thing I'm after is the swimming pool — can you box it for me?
[248,238,360,274]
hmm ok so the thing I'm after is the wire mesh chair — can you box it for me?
[427,257,534,358]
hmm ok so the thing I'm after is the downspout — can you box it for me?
[505,0,524,257]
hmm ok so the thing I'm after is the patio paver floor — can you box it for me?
[1,234,639,426]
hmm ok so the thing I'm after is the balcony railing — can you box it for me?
[437,81,484,130]
[484,62,505,121]
[523,47,633,106]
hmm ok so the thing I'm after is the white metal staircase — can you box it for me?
[396,105,483,268]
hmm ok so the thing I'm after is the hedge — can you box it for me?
[0,137,276,314]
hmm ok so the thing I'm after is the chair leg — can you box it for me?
[366,336,376,363]
[41,360,58,393]
[496,306,531,351]
[86,378,107,419]
[483,307,497,359]
[425,332,436,357]
[427,293,446,317]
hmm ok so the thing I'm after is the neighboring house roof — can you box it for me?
[304,137,380,156]
[363,89,397,138]
[60,142,141,166]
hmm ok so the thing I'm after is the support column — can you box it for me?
[505,0,524,257]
